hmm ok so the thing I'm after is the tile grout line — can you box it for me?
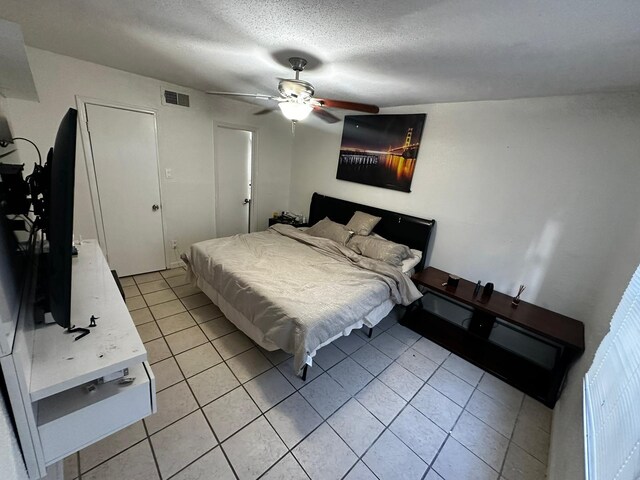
[144,269,241,480]
[159,272,315,480]
[428,369,490,479]
[168,354,242,480]
[92,270,235,480]
[268,327,441,479]
[93,270,550,479]
[332,333,517,479]
[430,364,546,479]
[212,306,543,475]
[227,337,328,479]
[78,438,149,478]
[184,316,313,479]
[141,339,268,437]
[498,392,528,478]
[75,451,81,480]
[312,318,445,478]
[344,346,445,478]
[412,342,546,477]
[327,339,406,480]
[141,414,164,480]
[173,332,359,478]
[140,314,494,479]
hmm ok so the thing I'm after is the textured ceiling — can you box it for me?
[1,0,640,107]
[0,19,38,100]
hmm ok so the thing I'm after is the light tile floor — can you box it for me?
[65,267,551,480]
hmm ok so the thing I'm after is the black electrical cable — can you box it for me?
[11,137,42,166]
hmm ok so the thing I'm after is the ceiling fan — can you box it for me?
[207,57,379,123]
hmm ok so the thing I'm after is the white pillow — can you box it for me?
[400,249,422,273]
[305,217,353,245]
[371,233,422,273]
[346,211,381,236]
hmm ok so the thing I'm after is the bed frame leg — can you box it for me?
[302,364,308,381]
[368,327,373,338]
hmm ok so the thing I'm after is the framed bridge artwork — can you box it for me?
[336,113,426,192]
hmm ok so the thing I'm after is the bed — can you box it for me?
[184,192,436,377]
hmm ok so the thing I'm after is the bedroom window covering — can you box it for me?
[583,262,640,480]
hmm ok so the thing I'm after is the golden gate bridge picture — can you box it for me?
[336,113,426,192]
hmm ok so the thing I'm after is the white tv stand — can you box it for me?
[0,240,156,479]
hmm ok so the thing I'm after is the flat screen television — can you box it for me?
[44,108,77,329]
[0,195,34,354]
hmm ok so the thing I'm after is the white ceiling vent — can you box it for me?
[162,88,190,107]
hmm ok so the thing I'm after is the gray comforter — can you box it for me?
[184,224,422,374]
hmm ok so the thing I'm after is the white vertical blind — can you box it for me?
[584,264,640,480]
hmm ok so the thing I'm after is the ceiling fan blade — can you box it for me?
[312,106,341,124]
[206,92,277,101]
[254,108,276,116]
[315,98,379,114]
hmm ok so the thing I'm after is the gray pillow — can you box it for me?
[348,235,412,266]
[306,217,353,245]
[346,211,381,236]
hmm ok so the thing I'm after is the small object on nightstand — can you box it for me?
[512,284,526,308]
[442,274,460,288]
[481,282,494,299]
[473,281,482,296]
[89,315,99,327]
[268,212,308,228]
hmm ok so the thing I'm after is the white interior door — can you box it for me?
[85,104,166,276]
[215,126,252,237]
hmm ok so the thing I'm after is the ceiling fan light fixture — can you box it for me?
[206,56,379,124]
[278,101,313,121]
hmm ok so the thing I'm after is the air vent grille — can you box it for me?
[163,89,190,107]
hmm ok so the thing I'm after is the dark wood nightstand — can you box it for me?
[268,217,308,228]
[402,266,585,407]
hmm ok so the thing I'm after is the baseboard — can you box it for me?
[169,259,185,269]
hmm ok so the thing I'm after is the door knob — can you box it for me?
[243,198,251,205]
[152,204,160,211]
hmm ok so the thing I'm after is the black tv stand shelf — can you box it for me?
[402,267,585,408]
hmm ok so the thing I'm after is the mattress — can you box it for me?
[184,224,421,374]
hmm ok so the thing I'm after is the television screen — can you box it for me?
[0,200,34,352]
[46,108,77,329]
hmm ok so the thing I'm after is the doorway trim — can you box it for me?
[213,122,258,236]
[75,96,168,268]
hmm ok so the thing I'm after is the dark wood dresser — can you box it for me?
[402,267,585,407]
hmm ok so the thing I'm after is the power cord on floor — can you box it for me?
[172,240,184,267]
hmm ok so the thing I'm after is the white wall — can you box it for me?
[0,99,29,480]
[3,47,293,269]
[289,92,640,479]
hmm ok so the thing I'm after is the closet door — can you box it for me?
[214,126,253,237]
[85,103,166,276]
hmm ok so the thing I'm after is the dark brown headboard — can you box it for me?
[308,192,436,271]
